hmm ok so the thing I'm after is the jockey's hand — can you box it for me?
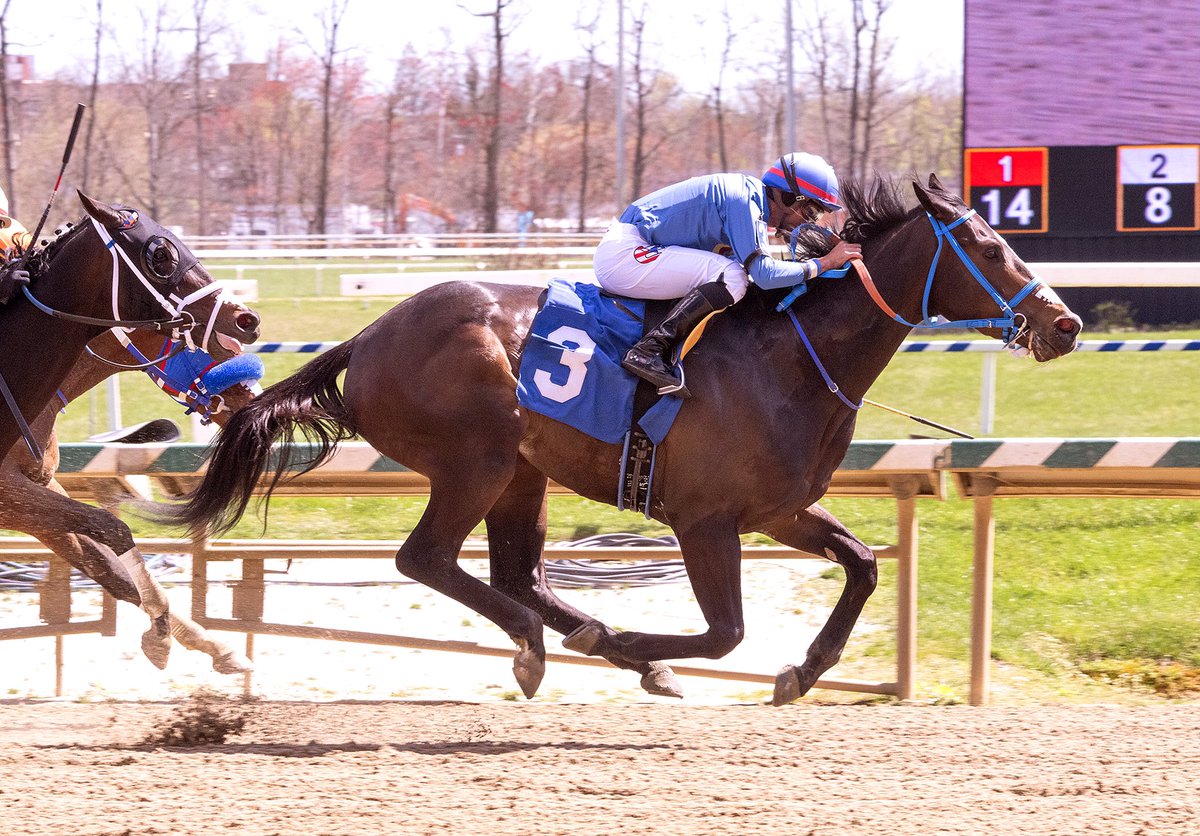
[0,264,30,304]
[823,239,862,269]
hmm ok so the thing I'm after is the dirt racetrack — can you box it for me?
[1,700,1196,836]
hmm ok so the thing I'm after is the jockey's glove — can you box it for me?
[0,264,30,304]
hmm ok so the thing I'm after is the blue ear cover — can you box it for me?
[200,353,264,394]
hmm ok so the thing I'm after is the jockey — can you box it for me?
[594,152,862,397]
[0,186,33,304]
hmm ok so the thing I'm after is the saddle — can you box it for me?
[516,280,687,516]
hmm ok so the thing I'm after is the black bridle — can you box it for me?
[1,215,224,465]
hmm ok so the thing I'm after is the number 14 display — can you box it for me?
[964,148,1048,234]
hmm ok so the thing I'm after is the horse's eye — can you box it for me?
[983,246,1000,260]
[144,237,179,281]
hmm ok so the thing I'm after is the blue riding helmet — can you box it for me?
[762,152,843,212]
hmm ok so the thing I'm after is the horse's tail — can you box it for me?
[162,339,359,538]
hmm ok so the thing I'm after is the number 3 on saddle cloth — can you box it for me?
[516,279,685,515]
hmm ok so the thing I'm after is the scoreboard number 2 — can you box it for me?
[964,147,1048,233]
[1117,145,1199,232]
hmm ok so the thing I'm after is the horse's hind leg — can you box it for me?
[483,457,683,698]
[393,459,548,698]
[762,503,878,705]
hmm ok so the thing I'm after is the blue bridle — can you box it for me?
[780,209,1045,344]
[913,210,1043,342]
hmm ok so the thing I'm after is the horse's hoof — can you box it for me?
[772,665,803,706]
[640,662,684,698]
[213,650,254,675]
[141,629,171,670]
[512,637,545,699]
[562,621,606,655]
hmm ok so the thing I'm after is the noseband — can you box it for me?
[114,333,237,424]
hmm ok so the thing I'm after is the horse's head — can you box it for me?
[912,174,1081,361]
[76,191,261,361]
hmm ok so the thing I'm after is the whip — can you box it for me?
[863,398,975,439]
[18,102,86,268]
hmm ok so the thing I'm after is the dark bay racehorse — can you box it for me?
[1,328,260,673]
[164,174,1082,704]
[0,192,261,668]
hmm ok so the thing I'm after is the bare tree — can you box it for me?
[461,0,517,233]
[628,7,649,197]
[310,0,350,234]
[114,0,190,217]
[854,0,895,179]
[188,0,224,235]
[705,3,737,171]
[573,8,603,232]
[80,0,104,193]
[0,0,15,214]
[627,5,680,197]
[795,1,838,156]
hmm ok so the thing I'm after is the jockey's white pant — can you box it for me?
[593,222,749,302]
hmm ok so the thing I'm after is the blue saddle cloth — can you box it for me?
[516,279,683,444]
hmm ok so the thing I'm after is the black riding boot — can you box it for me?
[621,281,734,398]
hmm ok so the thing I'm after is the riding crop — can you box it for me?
[0,103,87,463]
[18,102,86,269]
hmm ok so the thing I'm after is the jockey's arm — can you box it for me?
[723,197,825,291]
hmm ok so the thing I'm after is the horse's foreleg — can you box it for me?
[484,459,682,698]
[562,515,746,665]
[7,479,249,674]
[763,503,878,705]
[107,542,251,674]
[168,613,253,674]
[0,477,179,668]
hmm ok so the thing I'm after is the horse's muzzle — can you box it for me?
[1031,313,1082,361]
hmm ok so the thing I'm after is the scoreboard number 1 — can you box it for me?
[964,147,1048,233]
[1117,145,1199,232]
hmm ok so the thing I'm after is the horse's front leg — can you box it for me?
[762,502,878,705]
[563,515,746,663]
[4,477,250,673]
[69,532,251,674]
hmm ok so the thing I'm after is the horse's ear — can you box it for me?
[912,177,960,221]
[77,190,123,228]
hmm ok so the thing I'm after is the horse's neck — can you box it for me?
[778,240,924,404]
[0,234,115,453]
[35,230,115,319]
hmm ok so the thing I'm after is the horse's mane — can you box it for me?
[24,217,89,277]
[837,174,918,245]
